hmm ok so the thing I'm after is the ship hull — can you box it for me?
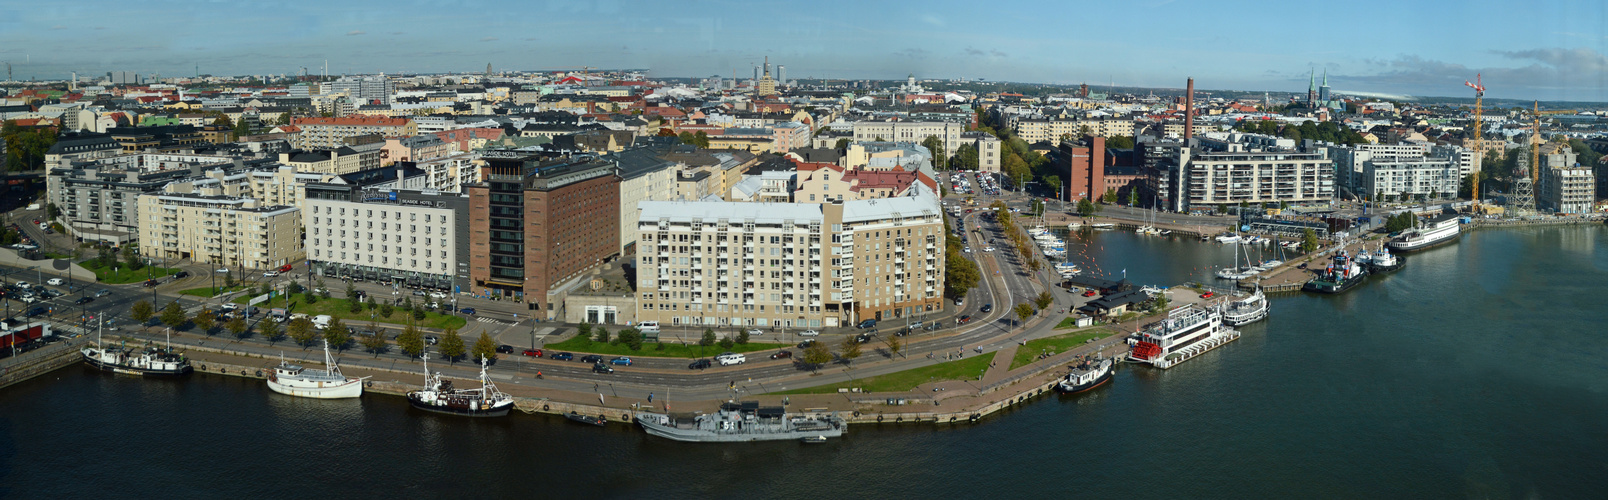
[1367,260,1404,274]
[1056,370,1112,394]
[406,395,512,417]
[1387,228,1460,253]
[267,378,364,399]
[81,353,192,377]
[1302,274,1367,294]
[635,413,845,443]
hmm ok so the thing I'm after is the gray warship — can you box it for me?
[635,401,847,443]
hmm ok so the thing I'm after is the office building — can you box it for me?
[303,184,469,290]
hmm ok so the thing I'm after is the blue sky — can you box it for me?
[3,0,1607,101]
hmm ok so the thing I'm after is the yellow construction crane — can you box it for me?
[1464,74,1485,208]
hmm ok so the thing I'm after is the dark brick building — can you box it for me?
[468,151,620,317]
[1059,136,1106,202]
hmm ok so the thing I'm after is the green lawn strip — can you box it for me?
[233,296,467,330]
[81,262,180,285]
[772,352,996,395]
[540,336,789,359]
[179,285,254,297]
[1009,329,1112,370]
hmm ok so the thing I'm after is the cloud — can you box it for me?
[1339,47,1608,101]
[920,15,945,28]
[346,30,366,36]
[480,36,498,42]
[963,47,1008,58]
[895,48,929,59]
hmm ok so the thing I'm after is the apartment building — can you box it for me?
[1541,166,1595,214]
[1014,117,1136,144]
[47,154,274,245]
[290,116,416,149]
[466,152,621,317]
[409,153,481,193]
[957,131,1002,173]
[1181,150,1335,209]
[1360,158,1459,201]
[850,120,964,156]
[137,193,302,270]
[1334,143,1431,195]
[608,148,680,254]
[634,182,944,329]
[303,184,469,290]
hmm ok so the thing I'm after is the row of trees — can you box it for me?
[129,299,498,363]
[2,120,58,172]
[1235,119,1367,145]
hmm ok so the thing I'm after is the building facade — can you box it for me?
[290,116,416,150]
[1360,158,1459,202]
[1541,166,1595,214]
[137,193,302,270]
[303,184,469,290]
[1182,151,1335,209]
[850,121,964,156]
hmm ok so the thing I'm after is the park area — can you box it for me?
[773,353,996,395]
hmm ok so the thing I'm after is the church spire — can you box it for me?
[1322,68,1328,86]
[1309,69,1315,92]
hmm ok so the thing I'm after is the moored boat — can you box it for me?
[1221,287,1268,326]
[636,402,846,443]
[81,322,191,377]
[1367,245,1404,274]
[1303,250,1368,294]
[266,341,366,399]
[1127,305,1240,369]
[406,355,515,417]
[1387,212,1461,252]
[1056,356,1114,393]
[565,412,607,427]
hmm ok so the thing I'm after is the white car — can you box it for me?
[798,329,820,337]
[963,247,972,253]
[716,353,747,366]
[745,328,764,336]
[429,291,447,299]
[46,278,63,286]
[263,270,280,278]
[15,281,29,289]
[983,246,995,252]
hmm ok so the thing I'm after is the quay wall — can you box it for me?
[0,337,89,390]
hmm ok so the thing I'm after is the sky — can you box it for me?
[3,0,1607,102]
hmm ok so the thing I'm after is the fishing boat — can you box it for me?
[1221,287,1268,326]
[1127,305,1240,369]
[406,355,515,417]
[565,412,607,427]
[1387,212,1462,252]
[81,322,191,377]
[266,340,366,399]
[636,401,846,443]
[1056,356,1114,393]
[1302,250,1368,294]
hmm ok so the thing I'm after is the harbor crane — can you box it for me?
[1464,74,1485,210]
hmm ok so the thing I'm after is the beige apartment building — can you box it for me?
[1013,117,1135,143]
[138,193,303,270]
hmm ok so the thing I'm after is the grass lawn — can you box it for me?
[1009,329,1112,370]
[234,295,468,330]
[772,352,996,395]
[180,285,254,298]
[81,261,180,285]
[541,335,789,359]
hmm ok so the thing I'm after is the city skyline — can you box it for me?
[2,0,1607,101]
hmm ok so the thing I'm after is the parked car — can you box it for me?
[688,359,712,370]
[1200,291,1215,299]
[495,344,515,354]
[857,319,877,329]
[798,329,820,337]
[46,278,63,286]
[609,356,633,366]
[592,363,614,374]
[550,352,575,361]
[770,350,793,360]
[580,354,603,364]
[522,349,544,357]
[459,307,476,315]
[1083,290,1098,297]
[15,281,30,289]
[745,328,764,337]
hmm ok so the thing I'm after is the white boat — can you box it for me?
[407,355,515,417]
[1216,267,1258,280]
[1136,225,1160,235]
[1056,356,1114,393]
[1387,213,1461,252]
[81,321,191,377]
[267,340,366,399]
[1067,222,1083,230]
[1127,305,1241,369]
[1215,234,1242,244]
[1090,223,1115,230]
[1221,287,1268,326]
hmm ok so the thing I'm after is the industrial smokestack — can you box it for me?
[1184,78,1195,140]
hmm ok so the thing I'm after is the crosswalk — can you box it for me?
[475,317,510,325]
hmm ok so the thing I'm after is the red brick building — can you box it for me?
[467,152,620,317]
[1059,136,1106,202]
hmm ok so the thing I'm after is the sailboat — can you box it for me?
[266,340,367,399]
[1216,235,1259,280]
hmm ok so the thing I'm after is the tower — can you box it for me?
[778,65,785,86]
[1307,69,1317,107]
[486,63,492,76]
[1319,69,1330,102]
[1184,78,1195,140]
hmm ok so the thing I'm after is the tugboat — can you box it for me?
[1056,356,1114,394]
[1221,287,1268,326]
[266,340,366,399]
[406,355,515,417]
[1366,244,1404,274]
[1303,250,1368,294]
[81,322,191,376]
[635,401,846,443]
[1387,212,1462,252]
[1127,305,1240,370]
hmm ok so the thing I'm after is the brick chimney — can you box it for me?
[1184,78,1195,140]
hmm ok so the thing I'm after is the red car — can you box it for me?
[522,349,543,357]
[1200,292,1215,299]
[278,264,294,272]
[959,315,972,324]
[1082,290,1098,297]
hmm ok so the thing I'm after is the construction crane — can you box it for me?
[1464,74,1485,209]
[1531,101,1541,191]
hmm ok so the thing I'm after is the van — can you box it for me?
[637,321,660,333]
[311,315,332,329]
[857,319,877,329]
[269,308,289,322]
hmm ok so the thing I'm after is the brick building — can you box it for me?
[1059,136,1106,202]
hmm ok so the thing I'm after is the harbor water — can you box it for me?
[3,226,1606,498]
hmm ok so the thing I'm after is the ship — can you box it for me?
[406,355,515,417]
[1387,212,1461,252]
[1056,356,1114,393]
[1365,245,1404,274]
[635,401,846,443]
[1220,287,1268,326]
[266,341,366,399]
[1127,305,1240,369]
[1303,250,1369,294]
[81,322,191,376]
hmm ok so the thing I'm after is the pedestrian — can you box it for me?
[648,392,654,403]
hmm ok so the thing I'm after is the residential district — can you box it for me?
[1,64,1606,437]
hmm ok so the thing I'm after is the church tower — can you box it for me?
[1319,69,1331,102]
[1307,69,1317,107]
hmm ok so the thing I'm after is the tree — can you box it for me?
[1034,290,1054,313]
[955,143,980,171]
[718,335,735,350]
[1300,228,1320,254]
[594,326,611,344]
[944,248,980,300]
[192,309,217,333]
[396,321,425,358]
[840,335,862,365]
[699,328,716,346]
[131,300,155,324]
[1044,175,1062,201]
[616,328,643,351]
[885,334,903,359]
[259,319,282,344]
[379,302,394,318]
[834,138,850,150]
[471,332,499,362]
[120,245,142,271]
[288,317,318,348]
[412,306,426,321]
[1013,303,1036,327]
[226,315,248,339]
[802,341,833,370]
[161,302,187,328]
[921,135,947,170]
[1106,135,1135,149]
[1128,188,1140,206]
[323,318,350,350]
[692,131,710,148]
[1077,198,1097,217]
[438,327,466,362]
[360,329,388,357]
[736,329,750,345]
[345,282,362,313]
[286,280,304,295]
